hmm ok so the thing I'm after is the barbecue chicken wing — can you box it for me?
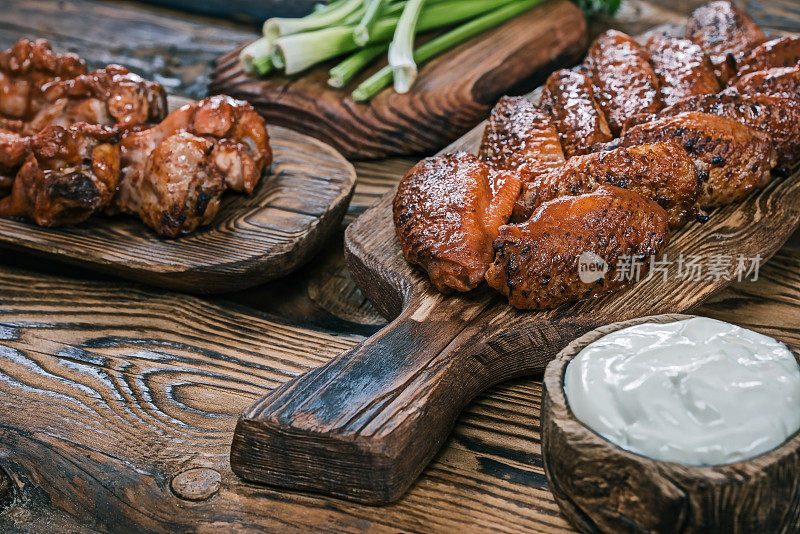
[618,111,776,208]
[113,95,271,237]
[0,128,29,191]
[685,0,766,83]
[730,64,800,99]
[27,65,167,133]
[393,152,521,293]
[736,36,800,78]
[539,69,612,158]
[645,34,720,106]
[513,142,700,228]
[584,30,661,135]
[0,38,85,121]
[478,96,564,180]
[486,185,670,310]
[0,123,120,226]
[659,93,800,167]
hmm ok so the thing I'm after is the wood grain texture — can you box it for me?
[0,96,357,294]
[231,22,800,503]
[542,313,800,533]
[210,0,589,159]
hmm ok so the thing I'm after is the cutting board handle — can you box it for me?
[230,290,553,504]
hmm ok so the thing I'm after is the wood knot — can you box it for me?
[170,468,221,501]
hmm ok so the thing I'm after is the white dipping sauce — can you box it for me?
[564,317,800,465]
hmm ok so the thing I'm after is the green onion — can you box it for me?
[328,44,388,87]
[354,0,389,46]
[239,36,276,74]
[264,0,363,40]
[388,0,425,93]
[353,0,544,101]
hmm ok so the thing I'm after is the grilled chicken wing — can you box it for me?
[685,0,766,83]
[659,93,800,167]
[113,95,271,237]
[486,185,670,310]
[393,152,521,293]
[0,38,85,121]
[27,65,167,133]
[512,142,700,228]
[539,69,612,158]
[478,96,564,181]
[737,36,800,78]
[0,128,29,190]
[584,30,661,135]
[730,64,800,99]
[618,111,776,208]
[0,123,120,226]
[645,34,721,106]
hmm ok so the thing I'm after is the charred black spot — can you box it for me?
[698,170,710,184]
[46,171,97,204]
[711,156,725,165]
[196,191,211,215]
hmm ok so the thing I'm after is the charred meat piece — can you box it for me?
[736,36,800,78]
[478,96,564,181]
[0,123,120,226]
[0,38,85,121]
[27,65,167,133]
[113,95,271,237]
[618,111,776,208]
[486,185,670,310]
[645,34,721,106]
[539,69,612,158]
[512,142,700,228]
[393,152,521,293]
[685,1,766,83]
[660,93,800,166]
[730,64,800,99]
[584,30,661,135]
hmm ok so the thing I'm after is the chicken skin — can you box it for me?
[512,142,700,228]
[539,69,612,158]
[393,152,521,293]
[0,123,120,226]
[736,36,800,78]
[659,93,800,167]
[645,34,721,106]
[685,0,766,83]
[731,64,800,99]
[27,64,167,134]
[584,30,661,135]
[478,96,564,181]
[0,38,86,121]
[618,111,776,208]
[113,95,271,237]
[0,128,30,191]
[486,185,670,310]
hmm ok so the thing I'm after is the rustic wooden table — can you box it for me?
[0,1,798,532]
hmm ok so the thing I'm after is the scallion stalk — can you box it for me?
[264,0,363,40]
[354,0,388,46]
[328,44,388,87]
[239,36,276,74]
[353,0,544,101]
[388,0,425,93]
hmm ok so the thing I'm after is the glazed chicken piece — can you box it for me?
[645,34,721,106]
[730,64,800,99]
[584,30,661,135]
[617,111,776,208]
[0,123,120,226]
[512,142,700,228]
[478,96,564,181]
[0,128,30,191]
[736,36,800,78]
[393,152,521,293]
[685,1,766,83]
[486,185,670,310]
[27,64,167,134]
[659,93,800,167]
[113,95,271,237]
[0,38,86,121]
[539,69,612,158]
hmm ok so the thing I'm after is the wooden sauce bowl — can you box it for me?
[541,313,800,533]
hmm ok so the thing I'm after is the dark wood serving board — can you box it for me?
[209,0,588,159]
[0,96,356,294]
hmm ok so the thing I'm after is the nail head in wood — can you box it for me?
[171,468,222,502]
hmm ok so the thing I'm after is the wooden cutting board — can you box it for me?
[210,0,588,159]
[229,33,800,506]
[0,96,356,294]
